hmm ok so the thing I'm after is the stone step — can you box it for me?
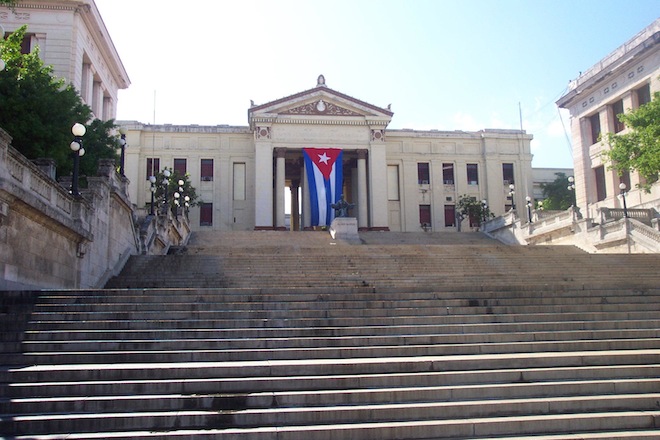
[10,350,660,383]
[23,319,660,341]
[18,338,660,364]
[29,293,660,312]
[8,364,659,399]
[4,408,660,438]
[25,301,660,321]
[34,286,660,303]
[5,378,659,413]
[25,310,660,330]
[20,329,660,352]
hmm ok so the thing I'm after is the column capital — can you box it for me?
[274,147,287,158]
[357,149,368,160]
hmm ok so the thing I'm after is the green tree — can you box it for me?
[151,169,200,215]
[539,172,576,210]
[602,91,660,192]
[456,195,493,228]
[0,25,119,179]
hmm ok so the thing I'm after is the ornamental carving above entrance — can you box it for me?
[281,100,362,116]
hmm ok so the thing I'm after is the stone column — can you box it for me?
[291,179,300,231]
[254,127,273,229]
[275,148,286,229]
[357,149,368,229]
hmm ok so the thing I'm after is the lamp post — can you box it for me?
[174,179,191,219]
[149,175,157,215]
[69,123,86,197]
[526,196,533,223]
[508,184,516,210]
[118,128,127,176]
[619,182,629,218]
[567,176,576,207]
[161,169,171,214]
[481,199,488,223]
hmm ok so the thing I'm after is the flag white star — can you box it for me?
[317,152,330,164]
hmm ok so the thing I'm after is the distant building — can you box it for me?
[1,0,130,120]
[532,168,574,201]
[120,75,534,232]
[556,18,660,220]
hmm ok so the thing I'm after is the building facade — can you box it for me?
[1,0,129,120]
[121,76,534,233]
[556,18,660,220]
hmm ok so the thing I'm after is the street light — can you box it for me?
[526,196,533,223]
[509,184,516,210]
[567,176,575,191]
[567,176,576,207]
[161,169,171,214]
[118,128,127,176]
[69,123,86,197]
[149,175,157,215]
[619,182,629,218]
[174,179,191,219]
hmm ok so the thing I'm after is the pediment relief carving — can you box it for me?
[281,99,363,116]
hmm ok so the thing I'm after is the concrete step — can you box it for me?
[8,364,659,399]
[20,329,660,352]
[18,339,660,364]
[3,394,660,436]
[4,410,660,439]
[22,319,660,340]
[10,350,660,383]
[24,311,660,331]
[5,378,659,413]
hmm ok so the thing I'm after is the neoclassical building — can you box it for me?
[121,75,534,232]
[1,0,129,120]
[556,18,659,220]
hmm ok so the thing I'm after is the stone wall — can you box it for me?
[0,128,139,290]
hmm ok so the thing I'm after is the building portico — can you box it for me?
[248,75,393,230]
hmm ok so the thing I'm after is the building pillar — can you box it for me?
[275,148,286,229]
[357,149,368,229]
[254,129,273,229]
[302,159,310,228]
[291,179,300,231]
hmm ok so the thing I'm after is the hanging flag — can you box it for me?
[303,148,343,227]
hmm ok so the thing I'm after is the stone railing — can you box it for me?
[600,207,657,225]
[0,127,190,290]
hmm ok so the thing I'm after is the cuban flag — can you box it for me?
[303,148,343,227]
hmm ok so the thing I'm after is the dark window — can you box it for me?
[417,163,430,184]
[146,158,160,180]
[199,202,213,226]
[444,205,456,227]
[589,113,601,144]
[502,163,514,185]
[20,34,32,54]
[174,158,187,176]
[612,99,625,133]
[467,164,478,185]
[442,163,454,184]
[201,159,214,181]
[636,83,651,107]
[594,166,607,201]
[419,205,431,227]
[620,170,631,192]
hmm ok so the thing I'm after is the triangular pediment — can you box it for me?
[248,77,393,127]
[280,99,363,116]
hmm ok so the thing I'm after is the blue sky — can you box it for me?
[96,0,660,169]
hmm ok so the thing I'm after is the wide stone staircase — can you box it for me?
[2,230,660,439]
